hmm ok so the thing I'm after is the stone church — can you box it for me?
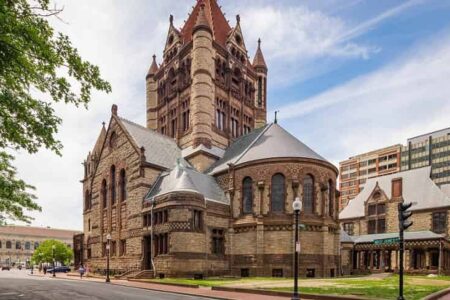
[78,0,340,278]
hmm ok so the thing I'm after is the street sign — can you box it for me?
[374,237,399,245]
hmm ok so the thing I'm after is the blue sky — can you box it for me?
[11,0,450,229]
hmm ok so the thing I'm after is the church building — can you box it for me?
[78,0,340,278]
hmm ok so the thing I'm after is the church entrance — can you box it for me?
[143,236,153,270]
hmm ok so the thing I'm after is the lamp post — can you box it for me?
[106,233,111,283]
[52,245,56,278]
[292,197,302,300]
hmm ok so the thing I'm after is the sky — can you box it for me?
[11,0,450,230]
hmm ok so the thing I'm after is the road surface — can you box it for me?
[0,269,214,300]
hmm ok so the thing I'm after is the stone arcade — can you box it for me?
[76,0,340,278]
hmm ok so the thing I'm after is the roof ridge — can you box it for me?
[233,123,273,166]
[119,117,178,144]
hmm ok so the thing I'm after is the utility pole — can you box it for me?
[398,202,413,300]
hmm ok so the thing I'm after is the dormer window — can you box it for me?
[235,34,242,46]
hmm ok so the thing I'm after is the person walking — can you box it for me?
[43,265,47,275]
[79,264,86,279]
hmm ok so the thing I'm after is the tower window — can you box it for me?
[215,99,227,131]
[182,99,190,132]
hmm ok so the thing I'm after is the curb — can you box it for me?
[127,279,199,289]
[423,286,450,300]
[212,286,370,300]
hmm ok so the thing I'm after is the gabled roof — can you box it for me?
[92,123,106,157]
[339,167,450,220]
[180,0,231,46]
[145,161,228,204]
[119,117,181,169]
[207,123,331,175]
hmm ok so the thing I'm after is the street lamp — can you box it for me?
[292,197,302,300]
[106,233,111,283]
[52,245,56,278]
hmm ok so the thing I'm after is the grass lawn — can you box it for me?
[147,275,450,300]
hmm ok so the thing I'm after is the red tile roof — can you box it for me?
[253,39,267,69]
[181,0,232,46]
[0,225,81,239]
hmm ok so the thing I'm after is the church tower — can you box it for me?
[145,0,268,171]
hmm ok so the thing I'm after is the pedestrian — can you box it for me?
[43,265,47,275]
[79,264,86,279]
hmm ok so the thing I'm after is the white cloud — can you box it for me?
[277,32,450,164]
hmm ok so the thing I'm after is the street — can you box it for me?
[0,269,213,300]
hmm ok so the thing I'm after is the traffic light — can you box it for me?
[398,202,413,231]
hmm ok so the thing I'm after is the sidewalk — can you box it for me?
[30,272,291,300]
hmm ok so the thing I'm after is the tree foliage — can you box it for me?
[0,0,111,222]
[31,239,73,265]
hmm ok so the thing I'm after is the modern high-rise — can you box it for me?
[339,144,402,211]
[339,126,450,211]
[401,127,450,186]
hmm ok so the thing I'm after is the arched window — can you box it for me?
[303,175,314,214]
[271,173,285,212]
[109,131,117,149]
[85,189,91,211]
[242,177,253,214]
[328,180,334,217]
[25,241,30,250]
[34,242,39,249]
[119,169,127,202]
[88,219,91,231]
[111,165,116,205]
[16,241,21,249]
[101,179,108,208]
[6,241,11,249]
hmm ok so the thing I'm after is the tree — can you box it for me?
[0,0,111,222]
[31,239,73,266]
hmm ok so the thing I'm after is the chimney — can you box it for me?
[392,178,402,198]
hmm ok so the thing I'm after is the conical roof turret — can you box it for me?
[253,39,267,70]
[147,55,159,78]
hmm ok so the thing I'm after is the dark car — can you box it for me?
[1,266,10,271]
[47,266,71,273]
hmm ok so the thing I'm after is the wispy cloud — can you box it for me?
[278,32,450,163]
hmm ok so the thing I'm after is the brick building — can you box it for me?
[78,0,340,278]
[339,167,450,275]
[0,226,80,267]
[339,144,402,211]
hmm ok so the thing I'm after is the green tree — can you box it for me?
[0,0,111,222]
[31,239,73,265]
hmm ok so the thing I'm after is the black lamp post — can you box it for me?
[106,233,111,283]
[52,245,56,278]
[292,197,302,300]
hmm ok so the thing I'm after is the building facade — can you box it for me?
[339,145,401,211]
[79,0,340,278]
[0,226,80,266]
[401,127,450,186]
[339,167,450,275]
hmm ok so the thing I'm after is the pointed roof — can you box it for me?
[145,161,228,204]
[118,117,181,169]
[181,0,232,46]
[92,123,107,157]
[339,167,450,220]
[147,55,159,77]
[207,123,332,175]
[253,39,267,69]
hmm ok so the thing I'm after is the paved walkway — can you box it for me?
[30,272,292,300]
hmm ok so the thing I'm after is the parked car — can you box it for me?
[1,266,10,271]
[47,266,71,273]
